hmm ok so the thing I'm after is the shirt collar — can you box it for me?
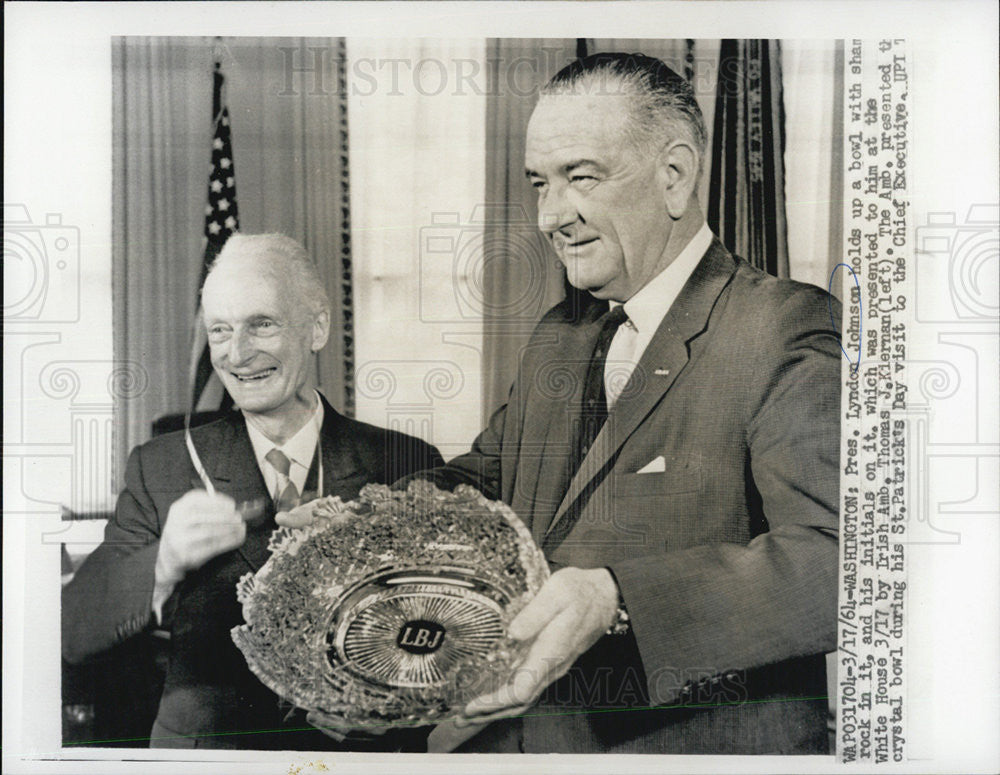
[617,222,714,337]
[245,391,324,472]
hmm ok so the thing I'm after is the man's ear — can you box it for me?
[656,140,701,219]
[311,309,331,352]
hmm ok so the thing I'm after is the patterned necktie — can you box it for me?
[545,305,631,556]
[264,448,300,512]
[573,305,630,471]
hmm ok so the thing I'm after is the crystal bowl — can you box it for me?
[231,481,549,727]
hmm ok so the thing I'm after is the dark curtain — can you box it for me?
[708,39,790,277]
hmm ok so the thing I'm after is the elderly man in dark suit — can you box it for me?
[62,233,443,750]
[423,53,841,754]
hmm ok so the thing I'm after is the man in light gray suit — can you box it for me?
[421,53,841,754]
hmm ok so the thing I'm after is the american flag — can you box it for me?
[191,59,239,411]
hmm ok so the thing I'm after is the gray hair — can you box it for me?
[205,232,330,318]
[541,53,707,172]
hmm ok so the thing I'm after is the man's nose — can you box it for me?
[537,186,577,235]
[227,329,255,365]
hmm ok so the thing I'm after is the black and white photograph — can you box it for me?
[4,3,998,774]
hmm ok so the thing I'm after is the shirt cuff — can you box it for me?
[152,544,182,625]
[151,577,176,625]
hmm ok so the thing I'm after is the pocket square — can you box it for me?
[635,456,666,474]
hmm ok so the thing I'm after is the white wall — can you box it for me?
[349,39,487,459]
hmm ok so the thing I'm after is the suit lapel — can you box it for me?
[545,239,738,539]
[214,415,277,573]
[315,393,363,498]
[183,411,273,572]
[183,410,265,500]
[517,303,607,545]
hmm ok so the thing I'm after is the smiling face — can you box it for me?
[525,94,677,302]
[202,255,328,426]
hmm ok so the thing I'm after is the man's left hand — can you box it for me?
[453,566,619,729]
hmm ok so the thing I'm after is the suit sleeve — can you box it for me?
[608,289,841,705]
[383,431,447,484]
[62,443,167,664]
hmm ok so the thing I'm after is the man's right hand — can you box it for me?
[155,490,247,587]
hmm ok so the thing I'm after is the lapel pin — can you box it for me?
[654,368,670,376]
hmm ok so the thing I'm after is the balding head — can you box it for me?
[205,233,331,319]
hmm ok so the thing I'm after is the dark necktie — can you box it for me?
[544,305,630,555]
[264,448,300,512]
[572,305,630,472]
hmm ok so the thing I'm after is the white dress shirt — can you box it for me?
[245,393,324,500]
[605,222,714,408]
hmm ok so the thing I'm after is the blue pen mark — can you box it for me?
[828,263,862,374]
